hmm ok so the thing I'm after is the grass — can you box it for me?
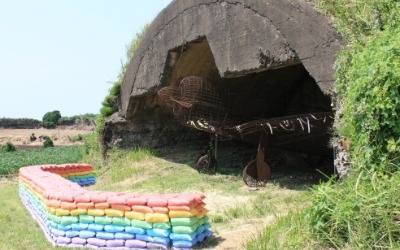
[0,145,85,175]
[0,142,320,249]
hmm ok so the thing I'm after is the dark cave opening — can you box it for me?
[158,38,335,177]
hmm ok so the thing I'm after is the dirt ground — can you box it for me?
[0,128,93,149]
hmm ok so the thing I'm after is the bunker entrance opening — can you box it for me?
[157,38,334,186]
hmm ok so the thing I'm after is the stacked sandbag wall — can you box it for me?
[18,164,212,249]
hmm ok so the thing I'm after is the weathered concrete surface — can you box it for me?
[105,0,342,152]
[119,0,341,119]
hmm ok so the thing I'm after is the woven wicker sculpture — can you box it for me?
[159,76,333,186]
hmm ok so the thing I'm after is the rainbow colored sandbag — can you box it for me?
[18,164,212,249]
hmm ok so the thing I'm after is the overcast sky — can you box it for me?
[0,0,172,120]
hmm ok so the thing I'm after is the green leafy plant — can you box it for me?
[43,137,54,148]
[1,142,17,152]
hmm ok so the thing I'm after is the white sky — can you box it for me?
[0,0,172,120]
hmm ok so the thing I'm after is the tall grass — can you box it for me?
[0,146,85,175]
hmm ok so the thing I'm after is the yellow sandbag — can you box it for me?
[87,208,105,216]
[145,213,169,223]
[169,208,199,218]
[105,208,124,217]
[56,208,70,216]
[48,207,56,215]
[125,211,145,221]
[70,208,87,216]
[196,208,209,218]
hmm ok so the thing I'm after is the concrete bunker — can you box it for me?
[105,0,342,184]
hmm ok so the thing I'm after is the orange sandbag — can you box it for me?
[111,204,132,211]
[167,205,192,211]
[60,201,77,210]
[152,207,169,214]
[76,202,95,209]
[95,202,110,209]
[47,199,62,208]
[132,205,154,214]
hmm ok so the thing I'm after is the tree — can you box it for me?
[42,110,61,129]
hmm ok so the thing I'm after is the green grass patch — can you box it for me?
[0,146,85,175]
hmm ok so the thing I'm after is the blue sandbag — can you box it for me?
[88,224,104,232]
[65,230,79,238]
[136,234,153,242]
[125,226,146,235]
[79,230,96,239]
[146,228,171,238]
[114,232,135,240]
[104,225,125,233]
[71,223,89,231]
[170,232,197,241]
[96,231,114,240]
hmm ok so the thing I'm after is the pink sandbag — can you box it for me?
[74,194,91,203]
[126,197,147,206]
[107,196,126,205]
[168,194,205,206]
[147,198,168,207]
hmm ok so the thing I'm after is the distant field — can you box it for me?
[0,146,85,175]
[0,128,92,149]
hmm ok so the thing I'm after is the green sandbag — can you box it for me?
[130,219,153,229]
[112,217,131,226]
[170,217,200,226]
[172,223,200,234]
[79,214,94,224]
[60,216,79,225]
[153,222,171,229]
[95,216,113,225]
[48,214,61,223]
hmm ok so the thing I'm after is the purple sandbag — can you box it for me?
[71,237,87,244]
[125,239,147,248]
[87,237,106,247]
[106,239,125,247]
[56,236,71,244]
[147,242,168,249]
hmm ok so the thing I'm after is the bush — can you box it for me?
[43,137,54,148]
[1,142,17,152]
[308,172,400,249]
[42,110,61,129]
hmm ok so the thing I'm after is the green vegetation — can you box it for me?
[0,146,85,175]
[42,110,62,129]
[1,141,17,152]
[0,118,41,129]
[58,113,97,126]
[43,137,54,148]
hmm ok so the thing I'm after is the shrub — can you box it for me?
[43,137,54,148]
[1,142,17,152]
[42,110,61,129]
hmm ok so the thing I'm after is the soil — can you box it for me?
[0,127,94,149]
